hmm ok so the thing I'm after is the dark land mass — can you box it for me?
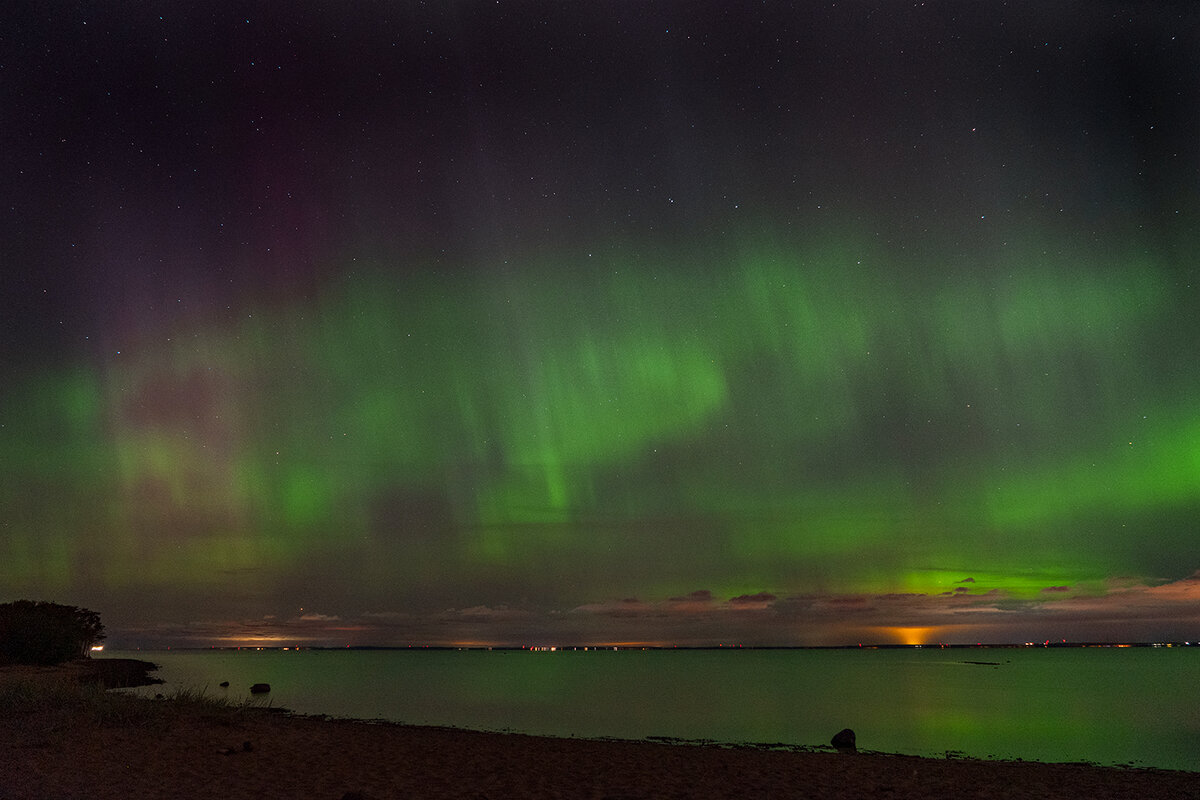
[76,657,163,688]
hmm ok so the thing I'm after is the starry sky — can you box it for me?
[3,1,1199,648]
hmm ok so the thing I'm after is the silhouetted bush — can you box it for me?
[0,600,106,665]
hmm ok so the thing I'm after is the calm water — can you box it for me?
[104,647,1200,772]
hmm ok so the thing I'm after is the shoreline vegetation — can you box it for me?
[2,661,1195,799]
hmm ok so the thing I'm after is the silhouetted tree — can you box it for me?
[0,600,106,665]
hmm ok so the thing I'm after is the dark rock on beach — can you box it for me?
[831,728,857,751]
[250,683,271,694]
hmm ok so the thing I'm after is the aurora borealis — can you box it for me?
[3,2,1199,647]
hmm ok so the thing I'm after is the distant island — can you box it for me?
[105,641,1198,652]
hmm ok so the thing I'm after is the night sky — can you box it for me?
[3,1,1199,647]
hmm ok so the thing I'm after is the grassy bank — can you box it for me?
[0,663,271,746]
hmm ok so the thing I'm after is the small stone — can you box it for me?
[831,728,857,750]
[249,683,271,694]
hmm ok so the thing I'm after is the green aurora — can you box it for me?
[4,226,1197,643]
[3,2,1199,646]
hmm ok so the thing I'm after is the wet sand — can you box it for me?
[2,663,1195,799]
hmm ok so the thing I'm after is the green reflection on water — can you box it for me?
[108,647,1200,771]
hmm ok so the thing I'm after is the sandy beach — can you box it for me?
[2,662,1196,800]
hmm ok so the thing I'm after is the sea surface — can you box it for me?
[103,647,1200,772]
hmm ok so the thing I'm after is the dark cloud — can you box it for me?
[724,592,772,604]
[668,590,715,604]
[728,592,778,606]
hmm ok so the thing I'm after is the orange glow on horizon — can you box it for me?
[215,635,307,646]
[880,626,945,646]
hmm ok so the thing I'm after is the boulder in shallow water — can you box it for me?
[249,683,271,694]
[831,728,857,751]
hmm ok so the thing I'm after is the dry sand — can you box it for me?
[2,663,1196,800]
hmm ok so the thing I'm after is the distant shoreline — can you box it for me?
[102,640,1198,652]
